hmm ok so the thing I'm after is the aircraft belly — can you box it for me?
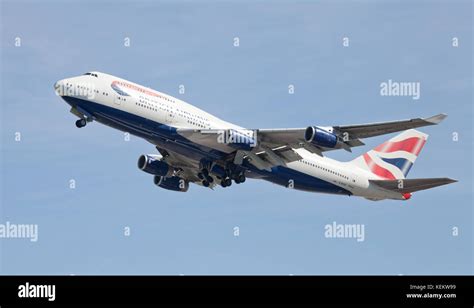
[248,165,352,195]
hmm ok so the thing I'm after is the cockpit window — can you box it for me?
[83,72,92,76]
[83,72,98,77]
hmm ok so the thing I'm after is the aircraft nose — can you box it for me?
[54,79,65,96]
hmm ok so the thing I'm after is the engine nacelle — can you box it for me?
[304,126,338,148]
[138,154,171,176]
[153,175,189,192]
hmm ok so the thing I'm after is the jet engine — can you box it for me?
[304,126,338,148]
[153,175,189,192]
[137,154,172,176]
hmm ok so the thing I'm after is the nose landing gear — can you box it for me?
[75,118,87,128]
[71,106,93,128]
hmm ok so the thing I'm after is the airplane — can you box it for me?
[53,71,457,201]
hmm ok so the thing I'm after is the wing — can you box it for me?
[177,114,447,171]
[257,113,447,152]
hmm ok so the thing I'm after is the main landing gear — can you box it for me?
[219,171,246,188]
[220,177,232,188]
[234,173,246,184]
[198,161,246,188]
[221,172,246,187]
[198,168,214,187]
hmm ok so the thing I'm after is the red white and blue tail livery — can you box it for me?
[351,129,427,180]
[54,71,457,201]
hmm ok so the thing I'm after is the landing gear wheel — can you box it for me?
[237,174,246,183]
[202,180,210,187]
[75,119,87,128]
[200,168,213,183]
[224,178,232,187]
[221,180,228,188]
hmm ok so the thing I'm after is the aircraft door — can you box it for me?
[114,95,121,105]
[166,105,176,124]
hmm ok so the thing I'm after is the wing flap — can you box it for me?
[253,146,302,168]
[272,146,302,163]
[246,152,273,171]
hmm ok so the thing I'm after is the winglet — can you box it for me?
[424,113,447,125]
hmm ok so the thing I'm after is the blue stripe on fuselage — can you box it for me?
[246,163,352,195]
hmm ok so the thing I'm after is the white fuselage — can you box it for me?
[55,72,405,200]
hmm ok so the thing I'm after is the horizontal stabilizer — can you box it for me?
[369,178,457,193]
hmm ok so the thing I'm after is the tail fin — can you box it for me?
[350,129,428,180]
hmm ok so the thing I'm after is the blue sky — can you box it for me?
[0,0,472,274]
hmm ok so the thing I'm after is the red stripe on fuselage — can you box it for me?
[374,137,426,156]
[111,80,168,100]
[363,153,396,180]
